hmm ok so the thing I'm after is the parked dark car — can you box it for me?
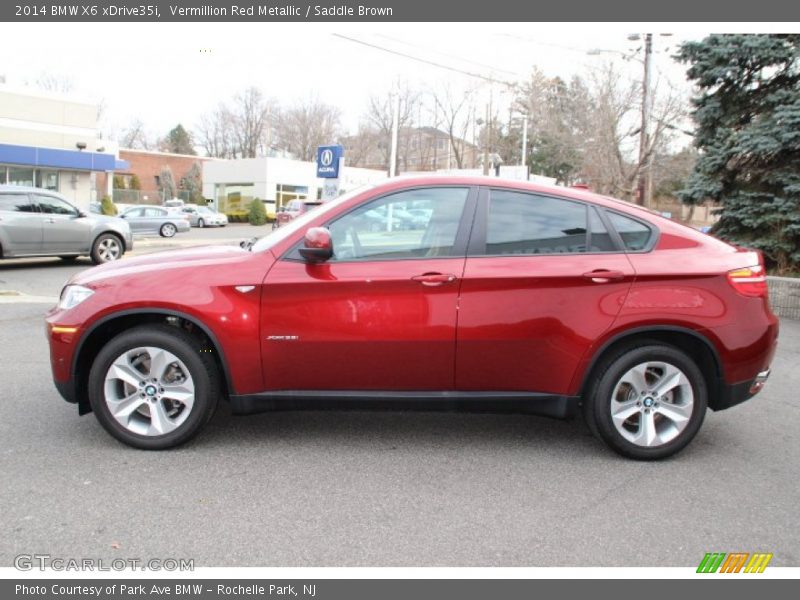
[46,177,778,459]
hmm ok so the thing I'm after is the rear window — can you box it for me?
[0,193,37,213]
[607,211,654,251]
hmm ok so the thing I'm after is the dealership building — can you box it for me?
[202,156,387,214]
[0,85,127,210]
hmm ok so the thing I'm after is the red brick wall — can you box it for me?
[97,150,213,198]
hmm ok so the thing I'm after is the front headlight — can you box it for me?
[58,285,94,310]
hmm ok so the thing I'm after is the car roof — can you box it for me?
[0,184,62,195]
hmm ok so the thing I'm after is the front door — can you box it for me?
[261,186,476,391]
[36,194,92,253]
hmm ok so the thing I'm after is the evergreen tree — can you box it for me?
[163,124,196,155]
[677,34,800,273]
[248,199,267,226]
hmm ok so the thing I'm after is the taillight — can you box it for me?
[727,265,768,297]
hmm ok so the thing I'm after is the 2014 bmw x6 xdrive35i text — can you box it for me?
[45,177,778,459]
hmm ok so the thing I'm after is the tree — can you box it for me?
[274,98,342,161]
[162,124,196,155]
[248,198,267,226]
[677,34,800,273]
[158,166,177,201]
[112,174,126,190]
[196,88,275,158]
[181,163,203,203]
[366,82,421,173]
[100,196,118,216]
[129,174,142,190]
[432,84,474,169]
[120,119,153,150]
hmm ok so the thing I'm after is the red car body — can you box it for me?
[46,176,778,454]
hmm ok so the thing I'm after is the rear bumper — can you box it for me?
[714,369,771,411]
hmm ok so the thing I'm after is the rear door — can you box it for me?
[0,192,43,255]
[36,194,92,253]
[456,188,635,395]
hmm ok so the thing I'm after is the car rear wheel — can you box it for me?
[584,344,707,460]
[90,233,123,265]
[88,325,219,449]
[160,223,177,237]
[198,218,205,228]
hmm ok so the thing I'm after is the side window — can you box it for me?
[588,207,617,252]
[125,208,143,218]
[0,193,38,213]
[607,211,654,251]
[327,187,469,261]
[144,208,165,217]
[485,190,588,255]
[36,195,78,216]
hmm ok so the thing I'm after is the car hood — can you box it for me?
[70,245,252,287]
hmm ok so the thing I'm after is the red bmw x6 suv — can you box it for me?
[46,177,778,459]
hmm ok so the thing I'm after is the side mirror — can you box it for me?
[298,227,333,263]
[119,214,127,219]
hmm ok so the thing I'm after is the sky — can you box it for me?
[0,22,785,147]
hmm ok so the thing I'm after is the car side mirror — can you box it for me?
[298,227,333,263]
[120,214,127,218]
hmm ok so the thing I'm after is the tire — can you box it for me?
[160,223,177,238]
[198,219,205,228]
[90,233,124,265]
[88,324,220,450]
[583,344,707,460]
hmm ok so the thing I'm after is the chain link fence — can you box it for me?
[768,277,800,320]
[112,189,195,205]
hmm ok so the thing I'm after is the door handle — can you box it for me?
[582,269,625,283]
[411,272,457,286]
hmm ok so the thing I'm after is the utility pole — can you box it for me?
[636,33,653,207]
[389,94,400,178]
[521,114,528,171]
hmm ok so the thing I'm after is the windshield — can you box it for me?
[250,183,377,253]
[198,207,213,214]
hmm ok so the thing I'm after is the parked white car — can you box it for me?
[181,205,228,228]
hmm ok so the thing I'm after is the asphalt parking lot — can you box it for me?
[1,230,798,567]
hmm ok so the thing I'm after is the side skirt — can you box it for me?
[229,390,580,420]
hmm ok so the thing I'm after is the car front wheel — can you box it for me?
[198,218,205,228]
[160,223,177,237]
[88,325,219,449]
[584,344,707,460]
[90,233,123,264]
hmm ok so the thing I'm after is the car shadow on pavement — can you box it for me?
[197,401,601,455]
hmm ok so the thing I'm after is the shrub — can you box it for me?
[129,174,141,190]
[248,199,267,226]
[100,195,118,216]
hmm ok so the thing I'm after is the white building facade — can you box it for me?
[0,85,127,210]
[202,157,387,215]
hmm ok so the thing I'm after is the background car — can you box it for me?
[275,199,323,227]
[120,205,190,237]
[0,185,132,264]
[181,205,228,228]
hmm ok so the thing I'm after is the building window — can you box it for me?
[276,184,309,209]
[215,183,255,213]
[8,167,34,187]
[35,170,59,191]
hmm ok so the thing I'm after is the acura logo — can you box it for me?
[320,149,334,167]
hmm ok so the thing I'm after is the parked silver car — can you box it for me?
[0,185,132,264]
[120,206,191,237]
[180,205,228,228]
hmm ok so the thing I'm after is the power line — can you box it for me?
[374,33,522,78]
[332,33,517,87]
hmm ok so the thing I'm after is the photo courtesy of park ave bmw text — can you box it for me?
[0,0,799,596]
